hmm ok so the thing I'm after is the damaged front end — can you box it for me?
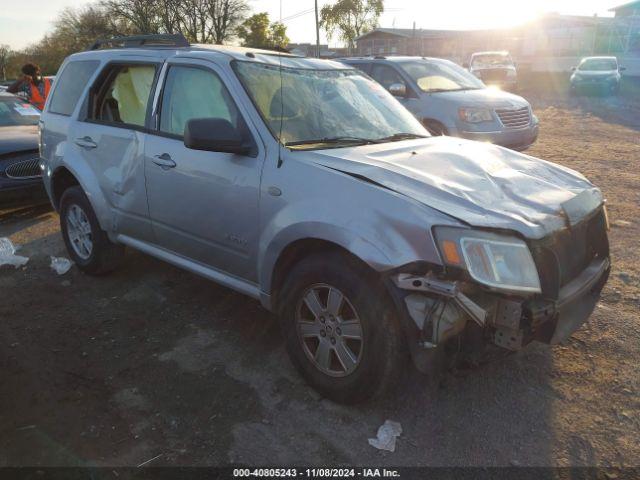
[387,207,611,373]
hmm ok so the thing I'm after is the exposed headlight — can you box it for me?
[458,107,493,123]
[434,227,541,293]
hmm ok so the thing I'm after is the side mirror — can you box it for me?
[184,118,250,155]
[620,66,626,72]
[571,67,576,71]
[462,62,469,69]
[388,83,407,97]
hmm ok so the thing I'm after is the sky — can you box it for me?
[0,0,624,50]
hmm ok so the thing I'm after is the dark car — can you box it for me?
[0,92,42,194]
[570,56,624,95]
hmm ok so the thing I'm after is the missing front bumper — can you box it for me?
[392,256,610,360]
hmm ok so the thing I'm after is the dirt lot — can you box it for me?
[1,89,639,469]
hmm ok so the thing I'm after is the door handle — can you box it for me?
[152,153,176,170]
[75,136,97,149]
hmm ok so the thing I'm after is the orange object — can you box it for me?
[442,240,462,265]
[29,78,51,110]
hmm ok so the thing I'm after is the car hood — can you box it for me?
[0,125,38,156]
[429,88,528,109]
[471,65,515,72]
[308,136,602,239]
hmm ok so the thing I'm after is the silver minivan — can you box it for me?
[343,56,538,150]
[40,35,609,403]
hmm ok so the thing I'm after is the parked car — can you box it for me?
[570,56,624,95]
[342,56,538,151]
[0,92,43,193]
[41,35,610,403]
[465,51,518,90]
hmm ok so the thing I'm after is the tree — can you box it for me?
[320,0,383,51]
[237,13,289,50]
[0,45,10,81]
[107,0,163,35]
[269,22,289,50]
[237,13,271,48]
[208,0,250,44]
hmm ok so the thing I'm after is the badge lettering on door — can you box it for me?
[225,234,248,247]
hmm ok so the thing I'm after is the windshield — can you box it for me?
[0,97,40,127]
[233,62,427,149]
[399,59,484,93]
[579,58,617,71]
[471,54,513,68]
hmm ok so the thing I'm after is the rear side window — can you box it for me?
[48,60,100,116]
[91,64,156,128]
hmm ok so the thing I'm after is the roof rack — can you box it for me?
[88,34,190,51]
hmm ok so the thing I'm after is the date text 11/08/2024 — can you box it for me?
[233,468,401,478]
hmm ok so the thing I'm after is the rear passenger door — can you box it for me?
[144,59,264,281]
[74,59,160,242]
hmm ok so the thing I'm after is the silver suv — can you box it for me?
[40,35,610,404]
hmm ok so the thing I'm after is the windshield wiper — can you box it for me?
[285,136,378,148]
[375,133,429,142]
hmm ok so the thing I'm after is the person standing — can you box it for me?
[7,63,51,110]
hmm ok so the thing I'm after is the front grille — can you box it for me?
[531,209,609,298]
[4,156,42,179]
[495,106,531,129]
[480,69,508,82]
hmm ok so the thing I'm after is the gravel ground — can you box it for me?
[0,91,638,468]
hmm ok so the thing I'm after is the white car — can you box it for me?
[466,51,518,90]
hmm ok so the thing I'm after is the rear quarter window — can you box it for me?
[48,60,100,116]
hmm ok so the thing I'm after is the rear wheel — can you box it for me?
[60,186,124,275]
[279,252,407,404]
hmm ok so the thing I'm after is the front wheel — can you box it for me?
[60,186,124,275]
[279,252,407,404]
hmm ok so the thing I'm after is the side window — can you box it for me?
[370,64,406,90]
[159,66,240,137]
[348,63,371,75]
[48,60,100,116]
[92,64,156,127]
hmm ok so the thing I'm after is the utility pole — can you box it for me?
[315,0,321,58]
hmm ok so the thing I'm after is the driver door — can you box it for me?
[369,64,422,117]
[144,60,264,281]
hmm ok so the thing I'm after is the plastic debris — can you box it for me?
[0,238,29,268]
[50,256,72,275]
[368,420,402,452]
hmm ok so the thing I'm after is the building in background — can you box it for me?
[353,1,640,74]
[287,43,348,58]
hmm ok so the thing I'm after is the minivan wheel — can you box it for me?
[279,252,406,404]
[60,186,124,275]
[423,120,448,136]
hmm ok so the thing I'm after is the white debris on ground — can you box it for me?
[50,256,72,275]
[368,420,402,452]
[0,238,29,269]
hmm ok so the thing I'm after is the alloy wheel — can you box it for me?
[296,284,364,377]
[66,204,93,260]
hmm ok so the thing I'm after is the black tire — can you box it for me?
[423,120,448,136]
[59,186,124,275]
[278,252,407,404]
